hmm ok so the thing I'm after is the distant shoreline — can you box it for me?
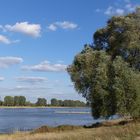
[0,106,88,109]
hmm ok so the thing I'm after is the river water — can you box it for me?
[0,107,95,133]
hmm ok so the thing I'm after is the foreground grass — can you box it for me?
[0,120,140,140]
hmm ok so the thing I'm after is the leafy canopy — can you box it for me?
[68,9,140,119]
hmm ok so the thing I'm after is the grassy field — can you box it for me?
[0,120,140,140]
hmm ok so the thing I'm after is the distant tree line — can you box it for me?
[0,96,86,107]
[51,98,86,107]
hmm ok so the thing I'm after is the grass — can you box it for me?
[0,119,140,140]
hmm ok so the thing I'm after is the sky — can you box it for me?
[0,0,139,102]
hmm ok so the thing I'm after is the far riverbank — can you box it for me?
[0,106,89,109]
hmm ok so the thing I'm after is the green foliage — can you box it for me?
[14,96,26,106]
[36,98,47,106]
[0,96,85,107]
[93,8,140,70]
[112,57,140,118]
[19,96,26,106]
[0,100,3,106]
[4,96,14,106]
[62,100,86,107]
[51,98,59,106]
[68,9,140,119]
[25,101,35,106]
[51,98,86,107]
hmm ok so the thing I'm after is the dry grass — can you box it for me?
[32,125,82,133]
[0,120,140,140]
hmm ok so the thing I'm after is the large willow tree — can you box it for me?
[68,9,140,119]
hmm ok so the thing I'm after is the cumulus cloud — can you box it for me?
[115,9,125,15]
[22,60,67,72]
[48,24,57,31]
[0,57,23,68]
[5,22,41,37]
[125,3,136,12]
[104,1,138,16]
[0,35,20,45]
[55,21,78,29]
[104,6,114,15]
[48,21,78,31]
[0,35,11,44]
[104,6,125,16]
[16,76,47,83]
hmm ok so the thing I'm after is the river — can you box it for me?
[0,107,95,133]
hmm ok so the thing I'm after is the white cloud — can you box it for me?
[48,21,78,31]
[104,7,124,16]
[0,35,20,45]
[0,77,5,81]
[0,57,23,68]
[0,35,11,44]
[125,3,136,12]
[104,6,114,15]
[5,22,41,37]
[48,24,57,31]
[115,9,125,15]
[16,76,47,83]
[55,21,78,29]
[22,60,67,72]
[104,1,137,16]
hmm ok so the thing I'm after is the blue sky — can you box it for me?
[0,0,139,102]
